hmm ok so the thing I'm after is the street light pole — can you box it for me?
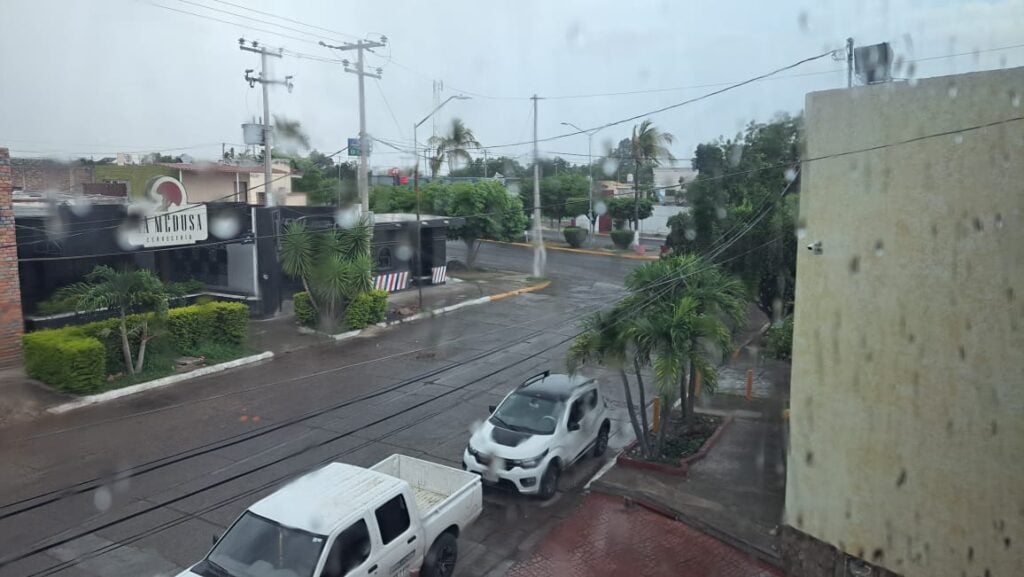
[413,95,471,310]
[561,122,601,241]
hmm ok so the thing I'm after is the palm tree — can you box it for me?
[280,216,373,329]
[628,296,731,454]
[627,254,747,421]
[428,118,481,178]
[630,120,675,234]
[56,266,168,375]
[568,305,651,458]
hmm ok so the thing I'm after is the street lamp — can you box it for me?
[413,95,471,310]
[561,121,601,241]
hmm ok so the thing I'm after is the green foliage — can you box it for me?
[433,180,528,267]
[429,118,481,177]
[369,185,418,213]
[565,196,591,219]
[606,196,653,229]
[77,316,147,375]
[449,156,525,178]
[563,226,587,248]
[345,289,388,329]
[765,316,794,360]
[294,291,317,327]
[166,279,203,298]
[23,330,105,394]
[36,294,80,316]
[166,301,249,355]
[206,302,249,345]
[610,229,634,249]
[531,174,588,223]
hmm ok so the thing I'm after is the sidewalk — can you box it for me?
[505,492,783,577]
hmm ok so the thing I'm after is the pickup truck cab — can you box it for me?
[463,371,611,499]
[177,455,482,577]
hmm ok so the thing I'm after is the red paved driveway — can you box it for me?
[505,492,783,577]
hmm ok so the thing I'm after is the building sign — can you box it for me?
[127,176,208,248]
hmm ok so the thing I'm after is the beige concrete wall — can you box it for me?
[249,170,293,205]
[787,67,1024,576]
[178,172,245,204]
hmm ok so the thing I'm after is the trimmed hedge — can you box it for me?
[345,290,388,330]
[24,330,105,394]
[563,226,587,248]
[610,229,634,249]
[294,291,316,328]
[24,300,250,393]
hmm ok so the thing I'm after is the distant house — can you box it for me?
[159,161,301,205]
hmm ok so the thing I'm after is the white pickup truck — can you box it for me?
[177,455,482,577]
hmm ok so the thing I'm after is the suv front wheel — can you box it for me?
[538,461,560,499]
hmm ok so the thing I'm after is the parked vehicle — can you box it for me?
[177,455,482,577]
[463,371,611,499]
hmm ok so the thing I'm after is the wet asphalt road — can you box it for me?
[0,242,648,577]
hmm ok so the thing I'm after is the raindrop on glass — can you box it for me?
[1012,92,1021,108]
[716,207,727,219]
[947,85,958,99]
[594,200,608,216]
[874,240,885,257]
[994,213,1004,229]
[784,168,798,183]
[602,158,619,176]
[684,228,697,241]
[797,10,809,33]
[210,213,241,239]
[796,226,807,240]
[953,134,963,145]
[565,22,585,49]
[93,486,113,512]
[396,244,412,261]
[116,224,139,251]
[68,196,93,217]
[335,207,360,229]
[728,143,743,167]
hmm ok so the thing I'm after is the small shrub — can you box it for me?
[166,279,203,298]
[765,316,794,361]
[345,290,388,330]
[610,229,634,249]
[293,291,317,328]
[36,294,81,316]
[168,304,215,355]
[562,226,587,248]
[78,315,149,375]
[206,301,249,344]
[23,330,105,393]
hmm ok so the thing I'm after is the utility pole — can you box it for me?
[847,37,855,88]
[321,37,387,215]
[531,95,546,278]
[482,149,489,178]
[240,39,293,207]
[561,121,601,241]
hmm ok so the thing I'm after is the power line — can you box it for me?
[144,1,323,46]
[204,0,360,40]
[175,0,349,45]
[374,80,407,140]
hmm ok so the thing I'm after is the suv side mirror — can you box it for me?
[567,421,580,432]
[488,405,496,414]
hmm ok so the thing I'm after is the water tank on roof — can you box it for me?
[242,123,264,145]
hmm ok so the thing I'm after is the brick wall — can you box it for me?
[0,148,24,367]
[10,158,93,194]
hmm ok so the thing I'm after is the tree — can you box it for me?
[626,254,746,421]
[606,196,652,230]
[449,156,525,178]
[428,118,481,178]
[432,180,528,268]
[630,120,675,233]
[519,173,588,227]
[568,306,651,458]
[279,217,374,330]
[56,266,168,375]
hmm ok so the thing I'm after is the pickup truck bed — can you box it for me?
[371,454,482,541]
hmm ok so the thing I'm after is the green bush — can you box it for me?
[78,315,148,375]
[765,316,794,361]
[294,291,317,328]
[207,301,249,344]
[168,301,249,353]
[610,229,634,249]
[562,226,587,248]
[36,294,80,316]
[345,290,388,329]
[166,279,203,298]
[23,330,105,394]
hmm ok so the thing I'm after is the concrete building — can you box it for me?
[160,161,300,206]
[783,67,1023,577]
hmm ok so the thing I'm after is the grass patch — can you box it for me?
[628,414,722,464]
[97,342,255,393]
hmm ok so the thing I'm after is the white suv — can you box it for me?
[463,371,611,499]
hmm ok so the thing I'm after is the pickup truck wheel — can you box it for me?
[538,462,560,499]
[593,422,610,457]
[422,532,458,577]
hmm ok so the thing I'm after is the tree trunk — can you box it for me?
[134,320,149,374]
[677,370,688,430]
[301,276,319,313]
[619,368,648,458]
[654,394,671,458]
[686,359,697,426]
[632,359,650,443]
[118,311,135,375]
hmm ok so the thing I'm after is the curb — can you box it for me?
[481,239,659,261]
[592,483,783,569]
[47,352,275,415]
[615,415,734,477]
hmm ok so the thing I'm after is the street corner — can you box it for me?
[504,492,784,577]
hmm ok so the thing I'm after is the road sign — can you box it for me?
[348,138,373,156]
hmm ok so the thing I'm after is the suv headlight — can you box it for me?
[509,450,548,469]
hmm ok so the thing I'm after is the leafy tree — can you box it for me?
[449,156,525,178]
[628,120,675,232]
[432,180,528,267]
[519,173,588,226]
[565,196,591,220]
[606,196,652,230]
[55,266,168,375]
[428,118,481,177]
[279,217,374,330]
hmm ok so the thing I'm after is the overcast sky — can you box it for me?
[2,0,1022,170]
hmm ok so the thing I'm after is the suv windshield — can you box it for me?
[491,393,563,435]
[204,512,326,577]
